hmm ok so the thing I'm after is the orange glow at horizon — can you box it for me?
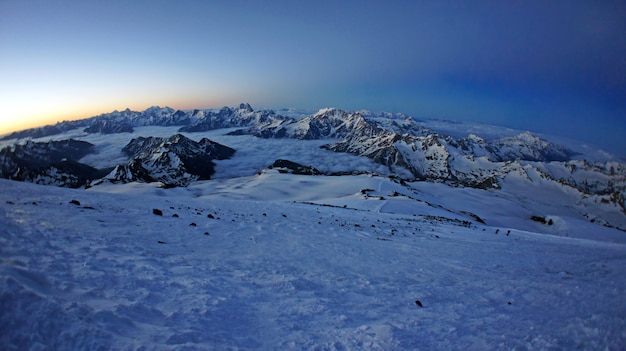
[0,96,237,136]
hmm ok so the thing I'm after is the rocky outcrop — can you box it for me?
[98,134,236,187]
[25,160,110,188]
[0,139,106,187]
[0,139,96,178]
[268,159,322,175]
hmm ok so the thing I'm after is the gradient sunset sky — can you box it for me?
[1,1,624,152]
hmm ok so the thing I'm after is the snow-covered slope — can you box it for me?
[1,177,625,350]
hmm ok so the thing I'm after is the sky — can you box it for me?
[1,0,625,153]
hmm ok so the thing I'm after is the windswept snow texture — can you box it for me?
[1,178,625,350]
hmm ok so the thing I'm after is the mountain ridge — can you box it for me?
[0,104,623,218]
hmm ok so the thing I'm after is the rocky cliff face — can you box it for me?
[24,160,108,188]
[0,139,97,186]
[323,133,452,182]
[98,134,235,187]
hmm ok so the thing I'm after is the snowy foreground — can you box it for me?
[1,175,625,350]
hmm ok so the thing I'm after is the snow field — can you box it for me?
[1,178,625,350]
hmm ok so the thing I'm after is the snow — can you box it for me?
[415,119,623,162]
[1,109,625,349]
[1,175,625,350]
[315,108,336,116]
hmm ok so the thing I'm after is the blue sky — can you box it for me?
[1,0,624,153]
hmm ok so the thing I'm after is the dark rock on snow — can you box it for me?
[268,159,322,175]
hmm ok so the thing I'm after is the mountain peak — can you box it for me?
[314,107,341,116]
[515,131,541,143]
[238,103,254,112]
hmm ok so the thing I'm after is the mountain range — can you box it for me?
[0,103,624,230]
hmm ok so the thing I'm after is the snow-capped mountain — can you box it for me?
[228,108,622,201]
[323,132,452,181]
[180,103,289,133]
[96,134,235,187]
[83,120,134,134]
[482,131,576,162]
[232,108,382,140]
[0,103,274,140]
[0,139,99,187]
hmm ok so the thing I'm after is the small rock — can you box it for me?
[152,209,163,216]
[69,200,81,206]
[415,300,423,307]
[189,222,197,227]
[207,214,215,219]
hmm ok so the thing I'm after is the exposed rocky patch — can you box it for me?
[268,159,322,175]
